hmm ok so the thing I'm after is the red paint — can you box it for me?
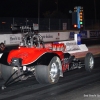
[62,63,69,72]
[7,44,99,72]
[7,46,64,66]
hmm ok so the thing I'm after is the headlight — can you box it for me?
[11,58,22,67]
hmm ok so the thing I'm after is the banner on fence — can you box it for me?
[69,32,75,39]
[79,30,87,38]
[89,31,100,38]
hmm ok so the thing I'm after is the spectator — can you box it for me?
[0,43,5,51]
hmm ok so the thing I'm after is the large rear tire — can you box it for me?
[35,56,61,84]
[0,64,1,78]
[1,64,18,81]
[85,53,94,72]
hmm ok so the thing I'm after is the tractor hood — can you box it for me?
[7,47,50,65]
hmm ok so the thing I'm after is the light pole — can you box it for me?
[38,0,40,30]
[55,0,58,11]
[94,0,97,23]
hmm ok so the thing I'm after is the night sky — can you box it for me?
[0,0,100,19]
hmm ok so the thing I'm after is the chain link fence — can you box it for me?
[0,17,100,33]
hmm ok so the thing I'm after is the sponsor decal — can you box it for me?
[42,34,53,38]
[44,43,52,48]
[90,31,96,37]
[56,33,60,40]
[69,31,87,39]
[79,31,87,38]
[59,41,80,52]
[58,33,60,36]
[10,35,21,43]
[69,32,75,39]
[65,41,80,52]
[90,31,100,38]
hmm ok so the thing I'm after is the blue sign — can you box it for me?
[69,32,75,39]
[79,31,87,38]
[77,33,81,45]
[69,31,87,39]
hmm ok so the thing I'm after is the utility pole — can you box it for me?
[38,0,40,30]
[94,0,97,24]
[57,0,58,11]
[55,0,58,11]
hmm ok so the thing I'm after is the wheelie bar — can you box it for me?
[1,71,24,90]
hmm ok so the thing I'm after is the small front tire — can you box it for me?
[85,53,94,72]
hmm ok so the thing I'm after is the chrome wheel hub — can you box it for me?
[89,57,94,69]
[50,62,58,82]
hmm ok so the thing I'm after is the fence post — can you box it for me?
[59,19,61,30]
[49,18,50,32]
[26,18,27,26]
[99,20,100,29]
[84,19,85,30]
[13,18,15,24]
[92,20,94,29]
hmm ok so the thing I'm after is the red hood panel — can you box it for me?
[7,47,50,65]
